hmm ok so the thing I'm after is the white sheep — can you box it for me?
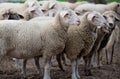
[40,0,62,17]
[58,11,108,79]
[75,2,120,15]
[0,0,44,20]
[60,1,89,10]
[40,0,88,17]
[82,11,120,70]
[96,11,120,67]
[0,7,24,20]
[0,10,80,79]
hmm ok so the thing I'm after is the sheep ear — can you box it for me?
[115,16,120,22]
[103,15,107,20]
[49,2,56,9]
[91,15,101,28]
[60,11,69,18]
[91,16,96,22]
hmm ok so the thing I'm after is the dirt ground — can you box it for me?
[0,33,120,79]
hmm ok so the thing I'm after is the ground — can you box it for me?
[0,31,120,79]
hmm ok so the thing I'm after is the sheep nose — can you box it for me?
[109,23,114,27]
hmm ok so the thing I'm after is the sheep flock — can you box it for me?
[0,0,119,79]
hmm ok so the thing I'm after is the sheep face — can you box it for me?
[25,0,44,17]
[41,1,62,17]
[87,11,108,28]
[60,10,80,26]
[103,11,120,30]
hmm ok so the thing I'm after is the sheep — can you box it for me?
[75,2,120,15]
[40,0,88,17]
[0,10,80,79]
[59,1,89,10]
[0,0,44,20]
[0,0,44,75]
[0,7,24,20]
[23,0,44,19]
[82,21,110,75]
[80,11,120,76]
[96,11,120,67]
[56,11,108,79]
[74,2,120,68]
[40,0,62,17]
[80,11,120,75]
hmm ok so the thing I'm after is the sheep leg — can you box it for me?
[62,54,68,66]
[76,58,80,79]
[71,59,78,79]
[43,57,52,79]
[21,59,27,79]
[83,56,92,76]
[110,41,115,64]
[105,48,109,64]
[34,56,43,76]
[91,53,96,67]
[56,53,65,72]
[97,50,100,68]
[13,58,21,69]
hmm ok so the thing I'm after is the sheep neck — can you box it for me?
[52,13,68,42]
[54,13,69,32]
[79,13,97,34]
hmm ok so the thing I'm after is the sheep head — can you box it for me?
[58,10,80,27]
[103,11,120,31]
[87,11,109,28]
[41,1,62,17]
[24,0,44,17]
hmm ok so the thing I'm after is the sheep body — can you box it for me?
[0,19,66,58]
[106,25,119,49]
[95,11,120,66]
[75,2,120,15]
[63,11,108,79]
[0,0,44,20]
[60,1,88,10]
[104,25,119,64]
[0,10,80,79]
[30,16,53,21]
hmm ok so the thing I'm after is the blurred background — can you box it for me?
[0,0,119,4]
